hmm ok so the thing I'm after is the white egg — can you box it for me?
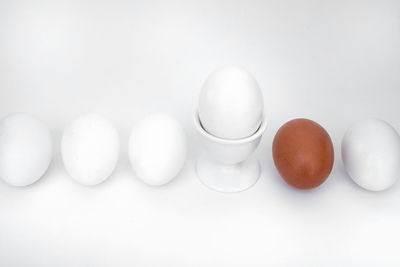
[342,119,400,191]
[62,113,119,186]
[129,113,187,186]
[198,66,264,139]
[0,113,52,187]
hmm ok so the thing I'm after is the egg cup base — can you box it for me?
[196,154,261,193]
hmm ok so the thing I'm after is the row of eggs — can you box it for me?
[273,118,400,191]
[0,66,399,192]
[0,111,399,192]
[197,66,400,192]
[0,113,186,187]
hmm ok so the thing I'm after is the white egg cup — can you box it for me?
[194,112,267,193]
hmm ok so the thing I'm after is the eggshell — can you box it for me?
[0,113,52,186]
[342,119,400,191]
[61,113,119,186]
[198,66,264,139]
[129,113,187,186]
[272,118,334,189]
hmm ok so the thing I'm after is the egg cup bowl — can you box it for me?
[194,112,267,193]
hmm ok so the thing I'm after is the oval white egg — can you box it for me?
[342,119,400,191]
[129,113,187,186]
[0,113,52,186]
[62,113,119,186]
[198,66,264,139]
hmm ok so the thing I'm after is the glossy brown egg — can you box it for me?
[272,118,334,189]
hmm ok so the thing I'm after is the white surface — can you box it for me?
[0,0,399,266]
[0,113,52,186]
[129,113,187,186]
[198,66,264,139]
[62,113,120,186]
[342,119,400,191]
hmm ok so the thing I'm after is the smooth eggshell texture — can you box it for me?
[0,113,52,186]
[129,113,187,186]
[198,66,264,139]
[62,113,119,186]
[272,118,334,189]
[342,119,400,191]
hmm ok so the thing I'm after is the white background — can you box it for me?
[0,0,400,266]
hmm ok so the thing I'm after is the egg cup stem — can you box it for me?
[196,154,261,193]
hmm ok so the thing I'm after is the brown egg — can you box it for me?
[272,118,334,189]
